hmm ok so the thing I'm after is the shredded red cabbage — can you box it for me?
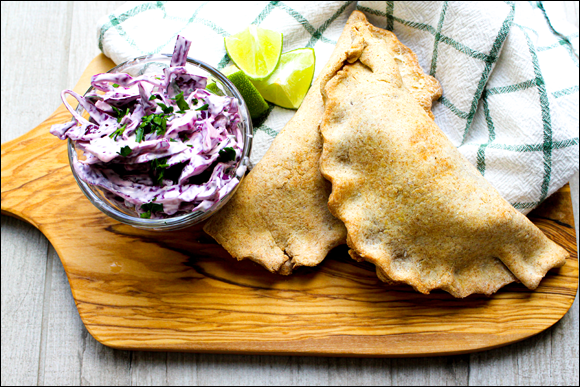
[50,35,245,219]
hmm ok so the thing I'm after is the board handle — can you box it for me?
[1,54,116,226]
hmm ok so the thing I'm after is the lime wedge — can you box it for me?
[225,25,283,81]
[251,48,315,110]
[206,66,238,95]
[205,82,222,95]
[207,66,269,119]
[226,68,269,119]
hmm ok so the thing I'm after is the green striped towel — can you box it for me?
[98,1,578,213]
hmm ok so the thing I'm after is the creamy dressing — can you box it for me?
[50,35,244,218]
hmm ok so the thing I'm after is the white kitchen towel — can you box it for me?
[97,1,579,213]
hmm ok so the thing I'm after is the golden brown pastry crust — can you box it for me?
[203,11,446,275]
[319,21,568,297]
[202,13,371,274]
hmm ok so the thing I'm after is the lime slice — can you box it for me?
[251,48,315,110]
[227,68,269,119]
[207,66,269,119]
[205,66,238,95]
[205,82,222,95]
[225,25,283,81]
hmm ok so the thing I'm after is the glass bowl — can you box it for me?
[67,54,253,231]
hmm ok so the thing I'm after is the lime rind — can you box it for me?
[228,69,269,119]
[206,82,222,95]
[224,25,283,82]
[209,67,268,119]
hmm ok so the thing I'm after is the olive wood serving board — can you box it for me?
[1,54,578,357]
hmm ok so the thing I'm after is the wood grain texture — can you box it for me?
[1,1,578,385]
[1,55,577,357]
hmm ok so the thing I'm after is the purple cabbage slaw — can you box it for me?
[50,35,245,219]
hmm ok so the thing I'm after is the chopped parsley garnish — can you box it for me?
[136,115,153,142]
[109,123,127,140]
[150,157,170,185]
[111,107,130,123]
[174,91,190,112]
[157,102,174,115]
[117,145,132,157]
[135,126,145,143]
[152,114,168,136]
[169,138,177,142]
[134,95,208,143]
[136,112,169,142]
[218,147,236,162]
[140,202,164,218]
[112,83,120,88]
[151,157,169,169]
[154,169,165,185]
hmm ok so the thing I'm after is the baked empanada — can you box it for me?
[319,22,568,297]
[204,11,442,275]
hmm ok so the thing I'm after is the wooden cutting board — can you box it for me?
[1,54,577,357]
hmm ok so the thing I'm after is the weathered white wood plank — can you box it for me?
[327,358,392,386]
[191,355,334,386]
[392,357,469,386]
[0,217,50,386]
[166,353,199,385]
[469,347,518,386]
[514,329,553,385]
[285,356,332,386]
[0,1,73,143]
[130,352,168,386]
[185,355,466,386]
[194,354,299,386]
[65,1,127,89]
[77,335,132,386]
[470,325,556,386]
[38,246,84,386]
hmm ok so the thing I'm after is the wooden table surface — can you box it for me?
[1,2,578,385]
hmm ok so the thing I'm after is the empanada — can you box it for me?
[318,22,568,297]
[204,11,442,275]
